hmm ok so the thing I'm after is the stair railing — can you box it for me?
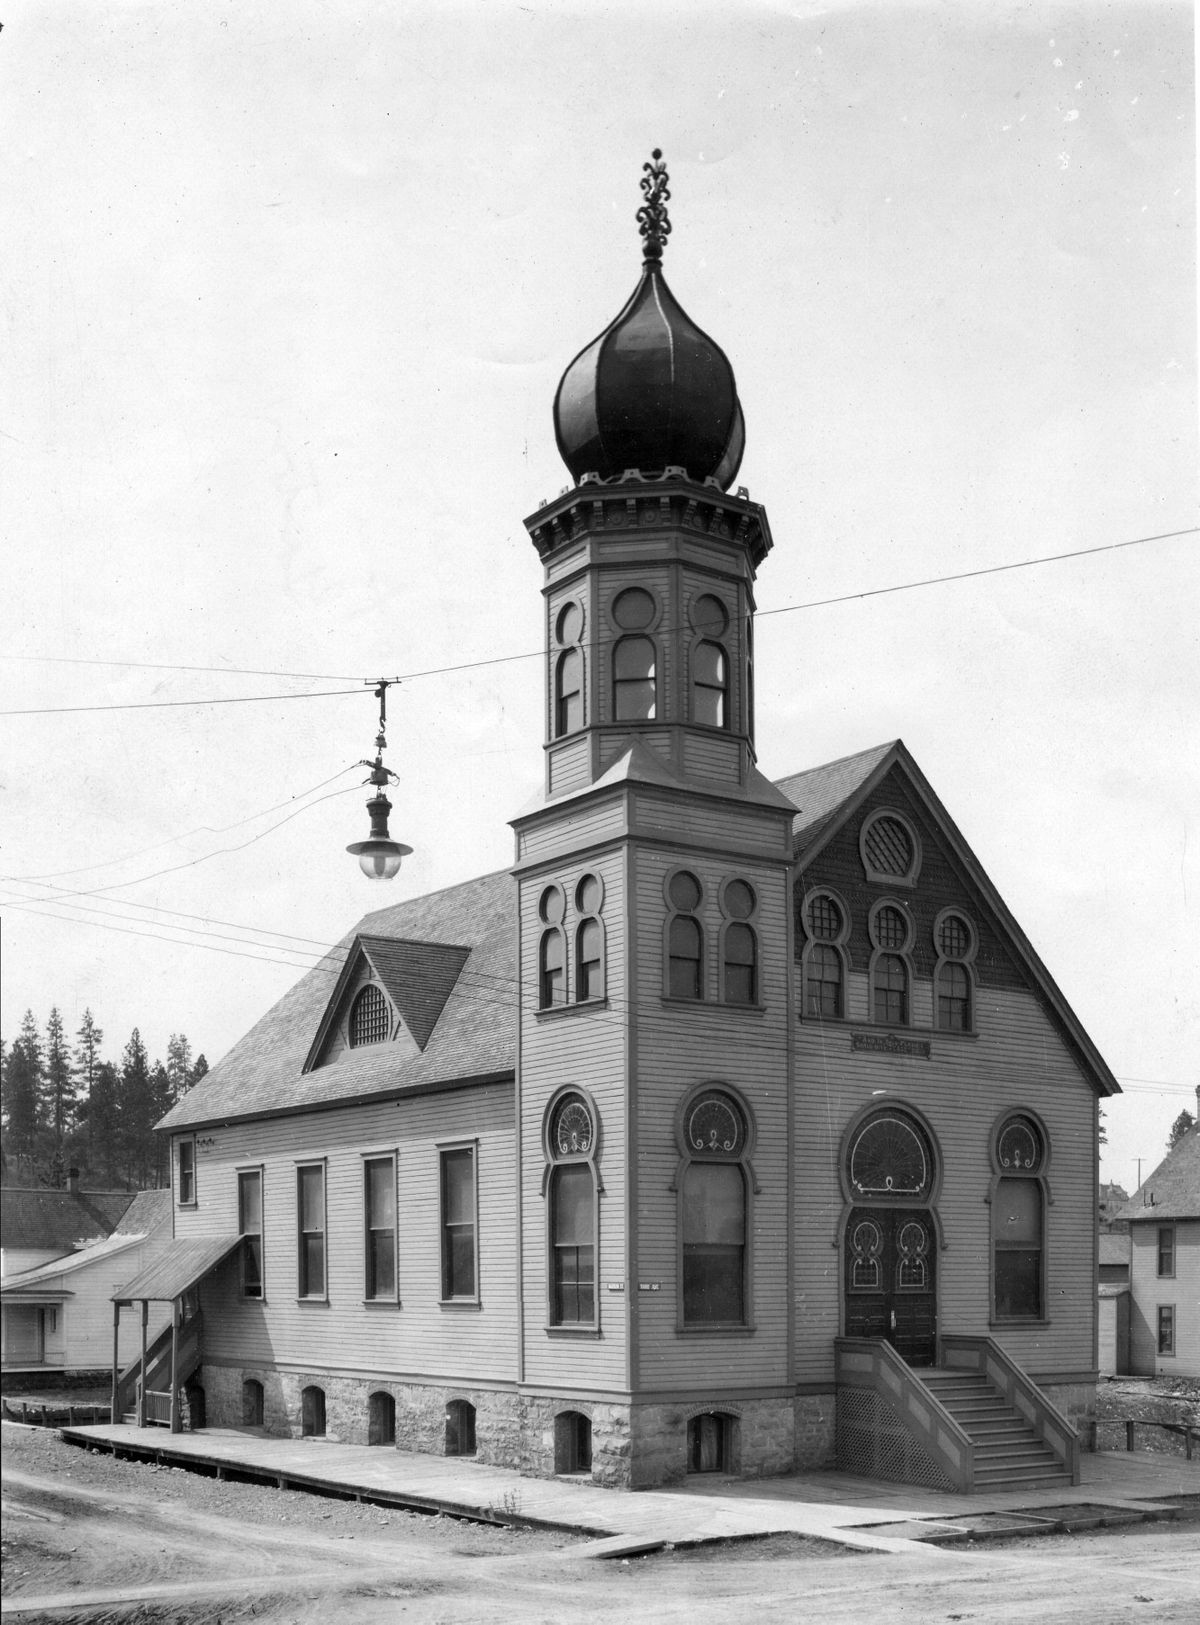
[939,1333,1080,1484]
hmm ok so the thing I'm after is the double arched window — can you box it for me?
[553,601,584,737]
[544,1091,599,1328]
[800,889,849,1019]
[676,1087,755,1327]
[665,870,704,999]
[611,588,658,721]
[574,874,605,1002]
[720,880,758,1005]
[869,901,912,1026]
[934,909,976,1031]
[690,594,731,729]
[538,885,566,1009]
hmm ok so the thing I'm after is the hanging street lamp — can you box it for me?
[346,679,412,880]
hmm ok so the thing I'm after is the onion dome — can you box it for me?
[554,151,745,491]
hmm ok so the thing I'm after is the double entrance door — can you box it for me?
[844,1206,937,1367]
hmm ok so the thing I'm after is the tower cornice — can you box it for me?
[525,473,773,571]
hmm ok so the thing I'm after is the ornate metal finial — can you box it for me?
[637,148,671,262]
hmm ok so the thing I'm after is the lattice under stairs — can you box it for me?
[921,1369,1072,1492]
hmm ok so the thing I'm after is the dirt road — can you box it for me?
[3,1422,1198,1624]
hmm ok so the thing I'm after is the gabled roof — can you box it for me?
[113,1189,173,1236]
[1,1229,145,1294]
[0,1187,134,1253]
[775,738,1120,1098]
[304,935,471,1068]
[1115,1128,1200,1223]
[160,869,516,1131]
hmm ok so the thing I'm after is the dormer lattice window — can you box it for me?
[350,984,390,1047]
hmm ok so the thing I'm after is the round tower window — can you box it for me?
[691,594,729,637]
[612,587,656,631]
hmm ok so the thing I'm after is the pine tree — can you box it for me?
[165,1033,193,1105]
[2,1010,46,1180]
[190,1054,209,1089]
[1167,1109,1196,1150]
[44,1007,76,1177]
[118,1028,153,1185]
[85,1061,123,1185]
[148,1061,174,1185]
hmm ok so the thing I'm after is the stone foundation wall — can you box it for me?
[198,1366,835,1488]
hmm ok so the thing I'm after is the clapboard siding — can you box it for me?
[682,731,742,784]
[792,982,1098,1385]
[1127,1219,1200,1379]
[516,795,627,863]
[181,1086,517,1383]
[547,734,592,798]
[630,790,790,858]
[630,842,793,1389]
[518,849,628,1390]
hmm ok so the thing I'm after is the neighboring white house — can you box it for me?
[1116,1105,1200,1381]
[1,1190,172,1370]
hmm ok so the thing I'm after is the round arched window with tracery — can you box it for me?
[848,1112,933,1200]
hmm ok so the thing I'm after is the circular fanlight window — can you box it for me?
[997,1116,1042,1173]
[686,1092,744,1156]
[849,1113,932,1198]
[553,1095,594,1157]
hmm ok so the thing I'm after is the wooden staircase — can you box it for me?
[922,1368,1072,1491]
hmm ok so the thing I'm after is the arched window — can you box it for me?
[241,1378,264,1428]
[666,870,704,1000]
[720,879,758,1005]
[693,641,728,728]
[934,910,975,1031]
[992,1113,1048,1321]
[848,1110,934,1202]
[368,1390,395,1446]
[301,1385,326,1437]
[349,984,390,1047]
[870,902,912,1026]
[677,1088,753,1326]
[545,1092,598,1327]
[538,884,566,1008]
[445,1399,476,1456]
[555,1411,592,1474]
[553,602,585,737]
[574,874,605,1002]
[613,635,657,720]
[801,890,847,1019]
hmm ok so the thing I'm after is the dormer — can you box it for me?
[304,935,471,1071]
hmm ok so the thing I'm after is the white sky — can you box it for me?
[2,0,1197,1196]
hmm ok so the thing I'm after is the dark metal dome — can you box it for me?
[552,152,745,491]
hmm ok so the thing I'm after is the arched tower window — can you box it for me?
[538,884,566,1008]
[611,588,658,721]
[869,902,912,1026]
[676,1087,755,1326]
[720,879,758,1005]
[690,592,732,729]
[665,870,704,999]
[553,601,585,737]
[934,909,976,1031]
[544,1090,599,1328]
[574,874,605,1002]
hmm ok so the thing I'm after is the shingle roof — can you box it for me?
[1099,1232,1131,1267]
[1115,1128,1200,1223]
[160,869,516,1131]
[1,1229,145,1293]
[112,1189,173,1237]
[0,1188,134,1252]
[774,741,897,855]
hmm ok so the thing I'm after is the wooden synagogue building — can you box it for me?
[119,154,1117,1494]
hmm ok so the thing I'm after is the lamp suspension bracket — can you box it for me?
[346,676,412,880]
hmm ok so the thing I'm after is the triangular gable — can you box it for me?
[776,739,1121,1098]
[303,933,471,1071]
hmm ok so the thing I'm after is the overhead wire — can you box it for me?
[2,524,1195,715]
